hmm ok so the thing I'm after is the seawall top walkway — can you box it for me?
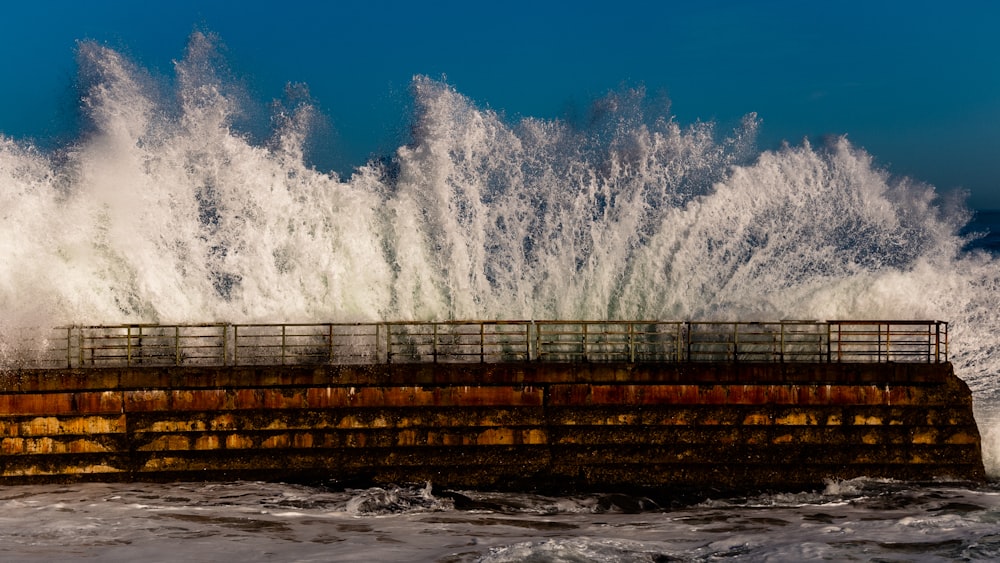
[4,320,948,369]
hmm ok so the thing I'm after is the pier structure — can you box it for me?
[0,320,984,491]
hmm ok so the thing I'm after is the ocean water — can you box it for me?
[3,32,1000,560]
[2,480,1000,562]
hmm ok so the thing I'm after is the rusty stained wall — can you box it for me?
[0,363,986,491]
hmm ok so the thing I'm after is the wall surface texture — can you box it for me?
[0,362,985,492]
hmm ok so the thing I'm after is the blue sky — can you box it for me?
[3,1,1000,207]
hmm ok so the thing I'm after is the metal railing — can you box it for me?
[0,320,948,369]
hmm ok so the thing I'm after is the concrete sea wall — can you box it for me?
[0,362,985,491]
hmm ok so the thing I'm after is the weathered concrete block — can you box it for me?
[0,362,985,490]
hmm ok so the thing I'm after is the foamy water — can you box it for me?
[1,480,999,562]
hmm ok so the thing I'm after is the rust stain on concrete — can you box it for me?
[0,362,985,490]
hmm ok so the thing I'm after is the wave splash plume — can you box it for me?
[1,33,998,404]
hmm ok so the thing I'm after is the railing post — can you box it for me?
[828,322,834,363]
[629,323,635,363]
[732,322,739,362]
[233,325,239,366]
[882,323,888,363]
[778,322,785,363]
[328,323,334,364]
[433,323,438,364]
[944,322,949,362]
[940,322,946,363]
[535,322,542,362]
[525,321,531,361]
[938,321,944,363]
[480,322,485,363]
[175,326,181,366]
[386,323,393,364]
[281,325,287,365]
[685,322,692,362]
[925,322,931,363]
[674,323,684,363]
[931,321,937,363]
[65,327,72,368]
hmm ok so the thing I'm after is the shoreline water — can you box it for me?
[2,478,999,562]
